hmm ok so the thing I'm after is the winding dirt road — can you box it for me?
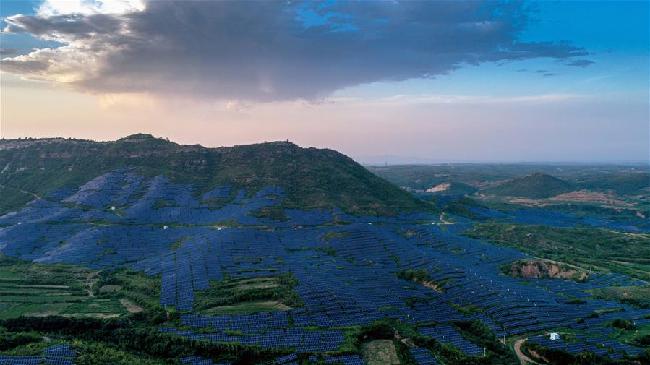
[514,338,538,365]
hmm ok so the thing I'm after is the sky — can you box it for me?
[0,0,648,163]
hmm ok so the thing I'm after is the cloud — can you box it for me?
[1,0,592,101]
[36,0,145,16]
[3,13,123,39]
[565,59,595,67]
[329,93,587,107]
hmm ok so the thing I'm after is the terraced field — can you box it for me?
[0,256,126,319]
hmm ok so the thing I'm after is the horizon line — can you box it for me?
[2,135,649,167]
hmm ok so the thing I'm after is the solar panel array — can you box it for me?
[418,325,482,356]
[0,170,648,362]
[181,356,230,365]
[470,205,650,233]
[409,347,439,365]
[528,332,646,360]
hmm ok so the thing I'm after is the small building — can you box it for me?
[549,332,560,341]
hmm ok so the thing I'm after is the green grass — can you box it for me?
[0,256,127,319]
[192,274,301,315]
[201,300,290,315]
[0,185,34,216]
[608,322,650,350]
[0,338,52,356]
[465,223,650,281]
[72,341,171,365]
[0,257,167,320]
[589,286,650,309]
[97,269,164,313]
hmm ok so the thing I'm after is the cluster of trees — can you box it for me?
[0,331,42,351]
[349,318,518,365]
[396,269,432,283]
[523,342,650,365]
[0,315,287,364]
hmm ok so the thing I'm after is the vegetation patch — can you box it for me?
[396,269,445,293]
[0,256,126,320]
[322,231,350,241]
[0,315,284,364]
[250,205,288,221]
[611,318,636,331]
[96,269,164,315]
[192,273,302,315]
[466,223,650,281]
[0,184,35,216]
[589,285,650,309]
[316,246,338,257]
[362,339,401,365]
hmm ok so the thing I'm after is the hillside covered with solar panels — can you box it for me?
[1,136,649,365]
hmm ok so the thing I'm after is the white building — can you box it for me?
[549,332,560,341]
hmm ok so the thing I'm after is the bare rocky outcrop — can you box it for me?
[426,183,450,193]
[507,259,588,282]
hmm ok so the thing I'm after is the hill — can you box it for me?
[484,172,574,199]
[577,172,650,195]
[0,134,426,216]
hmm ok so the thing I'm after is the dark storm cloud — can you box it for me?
[1,1,593,101]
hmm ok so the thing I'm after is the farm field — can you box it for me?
[0,255,125,320]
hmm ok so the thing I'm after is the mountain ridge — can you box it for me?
[0,134,428,216]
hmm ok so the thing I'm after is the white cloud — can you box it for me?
[37,0,145,16]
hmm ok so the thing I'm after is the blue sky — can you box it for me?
[339,1,649,99]
[0,0,39,17]
[0,1,648,162]
[0,1,52,52]
[521,1,649,53]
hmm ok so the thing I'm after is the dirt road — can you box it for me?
[514,338,538,365]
